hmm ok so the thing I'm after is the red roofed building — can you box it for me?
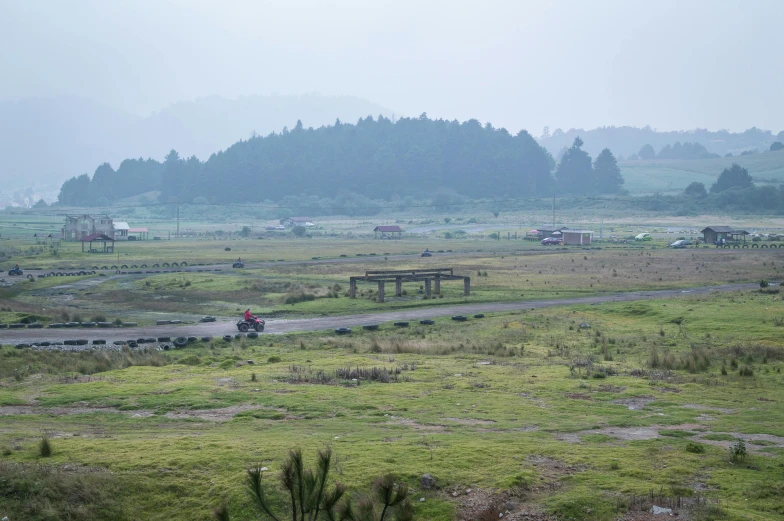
[374,225,403,239]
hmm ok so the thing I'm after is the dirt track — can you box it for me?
[0,282,765,344]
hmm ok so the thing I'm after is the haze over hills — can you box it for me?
[0,94,395,189]
[538,126,784,159]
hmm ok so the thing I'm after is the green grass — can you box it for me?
[1,290,784,520]
[620,150,784,194]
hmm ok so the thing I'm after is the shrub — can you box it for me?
[39,436,52,457]
[686,442,706,454]
[267,355,281,363]
[729,439,747,462]
[760,279,769,288]
[739,365,754,377]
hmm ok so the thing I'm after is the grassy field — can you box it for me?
[1,290,784,520]
[2,242,783,326]
[620,150,784,194]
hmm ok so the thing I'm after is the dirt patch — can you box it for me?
[0,405,123,416]
[163,405,278,422]
[694,431,784,454]
[450,487,555,521]
[442,417,496,425]
[566,393,592,400]
[612,396,655,410]
[654,386,682,393]
[385,417,446,432]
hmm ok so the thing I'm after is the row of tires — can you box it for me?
[717,244,782,249]
[0,322,139,329]
[334,314,485,334]
[13,333,260,350]
[81,262,189,270]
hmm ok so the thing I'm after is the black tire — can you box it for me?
[121,264,128,269]
[474,314,485,318]
[158,337,171,343]
[81,322,97,328]
[223,335,233,342]
[255,323,264,332]
[772,244,779,249]
[174,337,188,347]
[128,341,138,347]
[162,263,170,267]
[752,243,759,248]
[64,340,76,346]
[452,316,468,321]
[247,332,258,339]
[140,264,147,268]
[101,266,108,270]
[92,340,106,345]
[181,261,187,266]
[48,323,63,328]
[153,264,160,267]
[762,244,768,248]
[394,321,409,327]
[9,324,25,329]
[202,336,211,342]
[172,262,179,267]
[75,339,88,345]
[0,324,7,329]
[239,323,249,332]
[26,323,43,329]
[111,265,118,269]
[419,319,435,325]
[48,272,55,277]
[335,327,351,335]
[363,324,379,331]
[187,337,197,343]
[92,266,99,270]
[742,244,749,248]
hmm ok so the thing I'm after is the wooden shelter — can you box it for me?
[701,226,749,245]
[374,225,403,239]
[349,268,469,302]
[80,233,115,253]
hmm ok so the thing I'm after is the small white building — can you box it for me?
[113,222,130,240]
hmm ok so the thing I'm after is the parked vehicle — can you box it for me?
[236,317,265,332]
[669,239,691,248]
[635,233,652,241]
[541,237,563,245]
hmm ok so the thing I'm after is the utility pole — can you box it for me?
[552,195,555,228]
[176,201,180,239]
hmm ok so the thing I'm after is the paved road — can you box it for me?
[0,282,765,344]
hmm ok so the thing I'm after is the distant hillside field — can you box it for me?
[620,150,784,194]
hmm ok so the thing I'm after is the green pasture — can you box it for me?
[620,150,784,194]
[2,290,784,520]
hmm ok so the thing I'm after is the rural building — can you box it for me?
[128,227,149,240]
[374,225,403,239]
[562,229,593,245]
[62,214,114,241]
[113,221,130,240]
[533,226,568,238]
[80,233,115,253]
[701,226,749,245]
[280,217,312,227]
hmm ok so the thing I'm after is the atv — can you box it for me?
[232,261,244,268]
[8,267,23,276]
[237,317,265,332]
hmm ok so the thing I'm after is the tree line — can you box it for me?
[58,115,626,206]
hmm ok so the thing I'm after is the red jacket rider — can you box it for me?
[244,309,256,322]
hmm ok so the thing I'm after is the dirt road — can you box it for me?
[0,282,765,344]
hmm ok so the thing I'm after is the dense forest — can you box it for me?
[58,115,626,206]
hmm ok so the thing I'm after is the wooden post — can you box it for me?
[434,274,441,294]
[464,277,471,296]
[377,281,385,303]
[395,276,402,297]
[349,277,357,298]
[425,278,432,297]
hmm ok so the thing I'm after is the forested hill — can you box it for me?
[59,116,566,205]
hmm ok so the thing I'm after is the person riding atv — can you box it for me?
[237,308,265,332]
[232,258,244,268]
[8,264,23,276]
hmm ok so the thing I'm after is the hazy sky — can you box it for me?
[2,0,782,134]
